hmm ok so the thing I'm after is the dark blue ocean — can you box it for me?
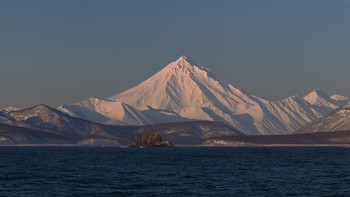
[1,146,350,196]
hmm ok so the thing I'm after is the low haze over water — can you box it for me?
[1,146,350,196]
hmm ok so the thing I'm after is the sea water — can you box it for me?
[0,146,350,196]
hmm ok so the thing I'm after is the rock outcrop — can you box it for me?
[130,133,174,147]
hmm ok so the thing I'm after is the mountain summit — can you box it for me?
[304,90,337,108]
[58,56,349,135]
[108,56,266,114]
[164,55,201,70]
[162,55,210,74]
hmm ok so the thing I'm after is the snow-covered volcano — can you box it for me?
[58,56,349,135]
[109,56,268,112]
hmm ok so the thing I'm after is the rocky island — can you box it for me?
[130,133,174,147]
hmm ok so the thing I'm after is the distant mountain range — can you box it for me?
[0,105,242,145]
[1,56,350,146]
[58,56,349,135]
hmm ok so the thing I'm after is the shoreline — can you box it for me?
[1,144,350,147]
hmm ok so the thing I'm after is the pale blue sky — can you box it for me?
[1,0,350,109]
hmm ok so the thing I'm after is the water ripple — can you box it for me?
[1,146,350,196]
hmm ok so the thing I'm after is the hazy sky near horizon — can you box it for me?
[1,0,350,109]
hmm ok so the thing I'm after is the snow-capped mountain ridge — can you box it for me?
[59,97,191,126]
[302,90,349,116]
[295,102,350,134]
[58,56,349,135]
[0,104,244,146]
[304,90,337,108]
[108,56,267,114]
[163,55,204,72]
[331,94,349,101]
[7,104,91,136]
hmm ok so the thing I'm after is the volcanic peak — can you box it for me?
[163,56,211,74]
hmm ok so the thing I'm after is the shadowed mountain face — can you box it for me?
[8,105,91,136]
[58,56,349,135]
[0,113,10,124]
[0,105,243,146]
[1,105,139,146]
[0,123,82,145]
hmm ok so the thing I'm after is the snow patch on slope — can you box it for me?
[1,106,21,112]
[331,94,349,101]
